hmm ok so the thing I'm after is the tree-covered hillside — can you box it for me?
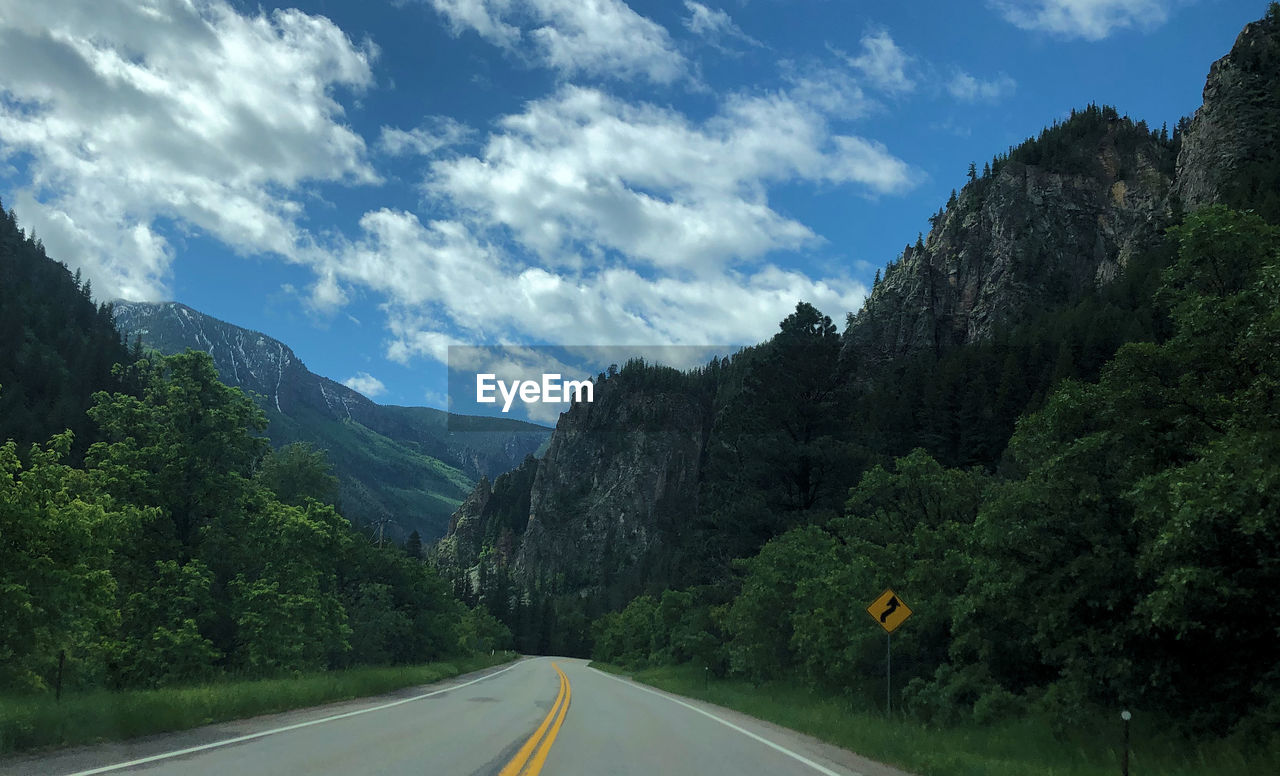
[112,301,551,541]
[593,206,1280,740]
[0,198,132,460]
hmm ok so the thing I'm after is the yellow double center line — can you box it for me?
[498,662,572,776]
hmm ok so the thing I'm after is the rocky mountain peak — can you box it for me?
[844,106,1176,366]
[1175,3,1280,216]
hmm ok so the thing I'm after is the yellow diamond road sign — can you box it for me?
[866,589,912,634]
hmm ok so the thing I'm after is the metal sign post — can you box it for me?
[1121,710,1132,776]
[866,589,912,718]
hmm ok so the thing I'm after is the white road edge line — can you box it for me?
[61,660,529,776]
[589,666,862,776]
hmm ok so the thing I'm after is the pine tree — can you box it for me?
[404,530,423,560]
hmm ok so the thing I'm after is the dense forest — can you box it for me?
[0,199,134,463]
[0,203,507,695]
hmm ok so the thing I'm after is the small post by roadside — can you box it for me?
[704,665,709,691]
[1121,709,1132,776]
[886,633,892,717]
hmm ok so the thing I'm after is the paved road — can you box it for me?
[0,658,911,776]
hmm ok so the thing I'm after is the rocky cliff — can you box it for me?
[844,106,1176,366]
[434,360,726,613]
[1176,4,1280,216]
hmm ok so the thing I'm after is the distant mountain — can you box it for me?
[112,301,550,540]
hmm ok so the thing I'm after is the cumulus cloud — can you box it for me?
[420,0,686,83]
[303,71,909,365]
[947,71,1017,102]
[343,371,388,398]
[990,0,1172,40]
[0,0,377,301]
[422,85,916,277]
[317,208,868,364]
[1,0,910,381]
[842,30,914,94]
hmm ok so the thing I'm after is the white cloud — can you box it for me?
[990,0,1171,40]
[343,371,387,398]
[421,0,686,83]
[378,116,472,157]
[683,1,761,48]
[842,30,914,94]
[423,85,915,276]
[303,73,906,365]
[318,208,868,363]
[781,61,873,121]
[0,0,377,301]
[947,71,1017,102]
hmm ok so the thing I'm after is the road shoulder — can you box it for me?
[0,658,528,776]
[586,664,917,776]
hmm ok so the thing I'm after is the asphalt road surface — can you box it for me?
[0,657,912,776]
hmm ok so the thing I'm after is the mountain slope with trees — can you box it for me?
[113,301,550,540]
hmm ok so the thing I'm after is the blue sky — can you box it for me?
[0,0,1266,420]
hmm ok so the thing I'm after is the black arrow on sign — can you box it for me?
[880,596,899,623]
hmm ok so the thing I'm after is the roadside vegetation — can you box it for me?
[1,202,514,754]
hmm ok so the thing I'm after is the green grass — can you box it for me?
[0,652,517,756]
[591,663,1280,776]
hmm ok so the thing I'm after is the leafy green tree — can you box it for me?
[789,451,986,701]
[456,606,514,654]
[720,526,842,681]
[591,595,658,667]
[110,559,221,688]
[0,433,140,692]
[87,351,268,552]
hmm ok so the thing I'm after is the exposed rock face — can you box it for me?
[434,477,492,580]
[516,398,708,592]
[435,365,717,609]
[1176,8,1280,211]
[845,113,1175,366]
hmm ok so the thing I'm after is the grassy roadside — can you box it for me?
[0,652,517,756]
[590,662,1279,776]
